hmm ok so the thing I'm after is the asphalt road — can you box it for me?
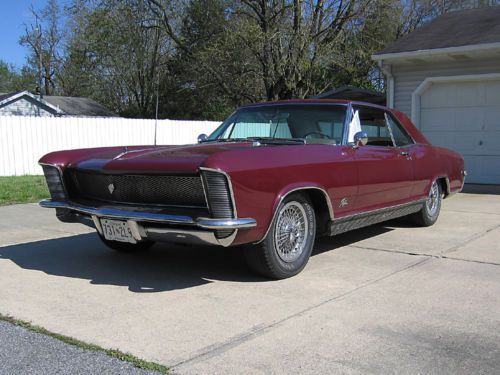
[0,320,158,375]
[0,191,499,374]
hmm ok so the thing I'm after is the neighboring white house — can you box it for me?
[373,7,500,184]
[0,90,117,117]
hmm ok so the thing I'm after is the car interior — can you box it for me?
[225,106,346,145]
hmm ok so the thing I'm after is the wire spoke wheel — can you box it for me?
[274,201,309,263]
[426,181,440,217]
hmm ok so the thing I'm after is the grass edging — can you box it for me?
[0,313,169,374]
[0,175,49,205]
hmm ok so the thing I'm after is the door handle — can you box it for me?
[400,151,412,160]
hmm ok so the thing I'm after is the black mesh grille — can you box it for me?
[66,170,206,207]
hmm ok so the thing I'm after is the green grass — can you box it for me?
[0,314,170,374]
[0,175,49,205]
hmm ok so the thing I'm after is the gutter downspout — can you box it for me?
[378,60,394,108]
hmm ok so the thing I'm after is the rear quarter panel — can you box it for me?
[391,109,464,198]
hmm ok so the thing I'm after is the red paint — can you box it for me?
[39,100,465,246]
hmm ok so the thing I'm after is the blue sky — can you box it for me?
[0,0,49,69]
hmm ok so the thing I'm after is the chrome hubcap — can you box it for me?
[426,182,440,216]
[274,201,308,263]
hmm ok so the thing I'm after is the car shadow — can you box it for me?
[0,223,399,293]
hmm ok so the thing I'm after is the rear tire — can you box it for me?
[97,234,155,253]
[410,180,442,227]
[244,193,316,279]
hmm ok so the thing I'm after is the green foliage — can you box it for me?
[0,61,37,92]
[8,0,498,120]
[0,175,49,205]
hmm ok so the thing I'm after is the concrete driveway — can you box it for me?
[0,192,499,374]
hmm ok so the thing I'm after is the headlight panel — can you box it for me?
[41,165,66,200]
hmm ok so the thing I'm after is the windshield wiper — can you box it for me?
[246,137,306,145]
[212,137,306,144]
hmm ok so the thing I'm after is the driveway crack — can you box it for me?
[171,256,431,370]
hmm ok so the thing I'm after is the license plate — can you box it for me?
[100,219,136,243]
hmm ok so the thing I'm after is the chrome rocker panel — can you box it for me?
[39,199,257,247]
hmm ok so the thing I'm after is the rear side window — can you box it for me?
[386,114,414,147]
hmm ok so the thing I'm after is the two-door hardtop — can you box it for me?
[39,100,465,278]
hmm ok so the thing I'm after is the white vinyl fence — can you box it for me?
[0,116,220,176]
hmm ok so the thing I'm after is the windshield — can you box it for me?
[208,104,347,145]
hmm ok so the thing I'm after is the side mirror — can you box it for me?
[197,133,208,143]
[353,131,368,147]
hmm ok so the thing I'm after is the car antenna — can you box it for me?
[154,73,159,147]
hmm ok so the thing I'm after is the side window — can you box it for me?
[386,114,414,147]
[354,106,393,147]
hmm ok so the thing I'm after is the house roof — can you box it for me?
[0,91,64,115]
[43,96,117,117]
[310,86,386,105]
[374,6,500,56]
[0,90,117,117]
[0,92,19,102]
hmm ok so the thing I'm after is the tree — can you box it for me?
[19,0,63,96]
[0,60,37,93]
[147,0,374,101]
[60,0,172,117]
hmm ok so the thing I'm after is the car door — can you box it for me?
[350,106,414,212]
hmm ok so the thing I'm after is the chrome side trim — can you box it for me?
[335,198,427,222]
[257,186,334,243]
[39,199,256,230]
[330,200,425,236]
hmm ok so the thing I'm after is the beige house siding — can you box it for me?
[392,56,500,117]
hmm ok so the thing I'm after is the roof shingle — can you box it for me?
[375,6,500,55]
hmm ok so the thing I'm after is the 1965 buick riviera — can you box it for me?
[39,100,465,279]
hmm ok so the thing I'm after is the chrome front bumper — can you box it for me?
[39,199,257,247]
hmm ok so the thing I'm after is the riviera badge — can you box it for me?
[108,183,115,194]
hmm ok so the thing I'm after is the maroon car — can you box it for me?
[39,100,465,279]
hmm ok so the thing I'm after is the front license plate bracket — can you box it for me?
[100,219,136,243]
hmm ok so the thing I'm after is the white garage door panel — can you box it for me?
[485,82,500,106]
[420,78,500,184]
[465,156,500,184]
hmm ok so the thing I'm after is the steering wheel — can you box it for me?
[303,131,332,140]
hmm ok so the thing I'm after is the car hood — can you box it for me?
[42,142,257,174]
[77,143,262,173]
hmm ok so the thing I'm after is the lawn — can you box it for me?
[0,175,49,205]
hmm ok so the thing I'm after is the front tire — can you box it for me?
[410,180,442,227]
[244,193,316,279]
[97,234,155,253]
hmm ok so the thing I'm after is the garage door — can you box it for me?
[420,79,500,184]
